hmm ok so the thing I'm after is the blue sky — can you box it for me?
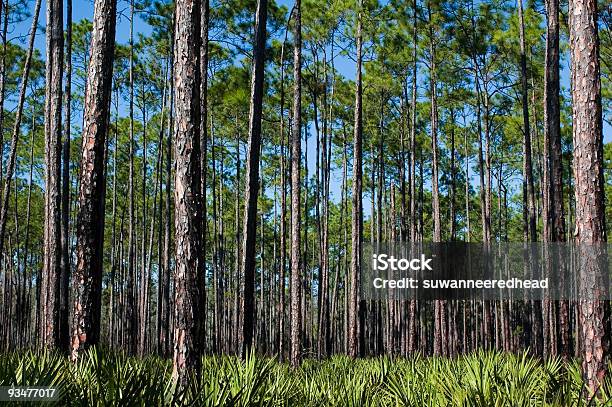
[9,0,611,219]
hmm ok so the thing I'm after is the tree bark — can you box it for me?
[569,0,608,394]
[290,0,302,368]
[199,0,209,350]
[171,0,203,387]
[518,0,536,243]
[449,109,456,241]
[0,0,42,280]
[0,0,9,189]
[41,0,64,348]
[429,2,445,357]
[544,0,570,357]
[23,111,36,347]
[410,0,417,243]
[278,21,290,360]
[348,1,363,358]
[59,0,72,352]
[161,48,174,357]
[138,82,148,357]
[429,5,441,244]
[70,0,117,360]
[127,0,137,355]
[240,0,268,358]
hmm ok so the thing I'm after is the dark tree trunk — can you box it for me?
[59,0,72,353]
[0,0,42,279]
[407,0,419,353]
[127,0,137,355]
[278,24,289,360]
[518,0,536,243]
[348,1,363,359]
[199,0,209,349]
[161,54,174,357]
[410,0,417,243]
[544,0,570,357]
[138,84,148,357]
[240,0,268,358]
[464,128,470,242]
[109,87,119,347]
[41,0,64,348]
[449,109,456,241]
[429,6,441,244]
[429,3,445,357]
[23,112,36,347]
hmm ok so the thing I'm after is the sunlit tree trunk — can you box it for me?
[290,0,302,368]
[172,0,203,386]
[569,0,608,394]
[0,0,9,188]
[70,0,117,360]
[23,112,36,347]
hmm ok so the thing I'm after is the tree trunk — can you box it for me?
[161,51,174,357]
[464,127,470,242]
[240,0,268,358]
[172,0,203,386]
[407,0,419,353]
[70,0,117,359]
[518,0,536,243]
[41,0,64,348]
[429,5,441,244]
[348,1,363,358]
[410,0,417,243]
[544,0,570,357]
[23,112,36,347]
[199,0,209,350]
[569,0,608,394]
[278,23,290,360]
[138,83,148,357]
[290,0,302,368]
[109,87,120,347]
[127,0,137,355]
[0,0,42,280]
[0,0,9,189]
[449,109,456,241]
[59,0,72,352]
[429,3,445,357]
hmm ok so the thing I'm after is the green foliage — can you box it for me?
[1,349,612,406]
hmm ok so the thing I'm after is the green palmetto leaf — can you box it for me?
[0,347,610,405]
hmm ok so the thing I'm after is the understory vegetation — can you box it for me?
[1,349,611,406]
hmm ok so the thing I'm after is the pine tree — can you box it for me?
[71,0,117,359]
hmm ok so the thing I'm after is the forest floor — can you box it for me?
[0,348,609,405]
